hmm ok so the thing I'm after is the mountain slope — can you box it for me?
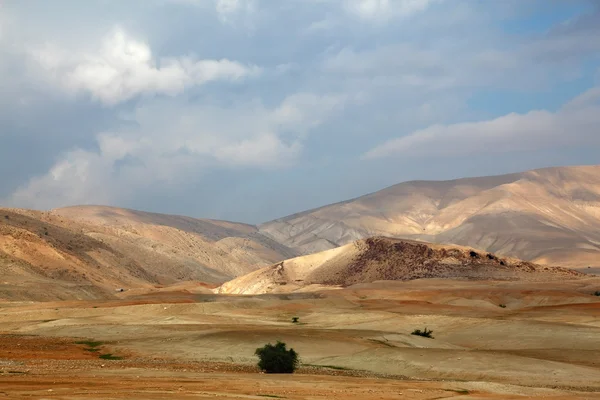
[53,206,297,277]
[0,206,297,301]
[259,165,600,268]
[218,237,584,295]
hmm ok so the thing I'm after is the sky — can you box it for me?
[1,0,600,223]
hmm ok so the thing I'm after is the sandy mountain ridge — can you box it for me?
[217,237,584,295]
[0,206,297,301]
[2,165,600,301]
[259,165,600,268]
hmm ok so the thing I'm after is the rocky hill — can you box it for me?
[218,237,584,295]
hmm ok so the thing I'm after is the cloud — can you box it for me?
[28,28,260,105]
[171,0,438,22]
[215,0,253,16]
[165,0,256,24]
[563,86,600,110]
[322,19,600,96]
[6,92,347,209]
[323,44,456,91]
[216,0,242,13]
[363,88,600,159]
[345,0,439,20]
[1,0,600,221]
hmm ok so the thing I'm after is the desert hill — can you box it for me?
[0,206,297,301]
[4,165,600,301]
[217,237,583,295]
[53,206,297,277]
[259,165,600,268]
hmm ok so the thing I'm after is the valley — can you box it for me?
[2,165,600,398]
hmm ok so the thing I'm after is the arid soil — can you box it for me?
[2,278,600,399]
[0,206,297,301]
[219,237,584,295]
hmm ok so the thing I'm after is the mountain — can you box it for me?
[259,165,600,268]
[217,237,584,295]
[3,165,600,301]
[0,206,297,301]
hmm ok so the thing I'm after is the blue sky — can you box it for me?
[1,0,600,223]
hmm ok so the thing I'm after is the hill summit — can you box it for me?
[218,237,583,295]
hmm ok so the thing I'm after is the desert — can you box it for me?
[4,1,600,397]
[2,166,600,399]
[2,277,600,399]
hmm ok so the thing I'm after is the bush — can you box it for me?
[499,304,507,308]
[255,341,299,374]
[411,328,434,339]
[291,317,299,323]
[594,291,600,297]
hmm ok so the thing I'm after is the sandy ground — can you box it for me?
[2,278,600,399]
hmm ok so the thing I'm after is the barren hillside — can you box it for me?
[259,165,600,268]
[218,237,584,295]
[0,206,296,301]
[4,166,600,301]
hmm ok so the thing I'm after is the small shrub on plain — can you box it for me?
[411,328,434,339]
[255,341,299,374]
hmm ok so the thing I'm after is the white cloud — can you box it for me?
[0,14,5,43]
[213,133,301,166]
[6,92,347,209]
[2,0,600,220]
[363,88,600,159]
[345,0,439,21]
[323,44,456,91]
[166,0,255,24]
[28,28,260,105]
[9,149,121,209]
[216,0,241,13]
[563,86,600,110]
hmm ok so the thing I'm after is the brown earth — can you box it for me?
[219,237,584,295]
[260,165,600,268]
[2,278,600,398]
[2,168,600,398]
[0,206,297,301]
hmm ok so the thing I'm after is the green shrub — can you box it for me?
[411,328,434,339]
[291,317,299,323]
[594,291,600,297]
[255,341,299,374]
[499,304,507,308]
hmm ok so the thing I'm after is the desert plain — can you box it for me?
[2,276,600,399]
